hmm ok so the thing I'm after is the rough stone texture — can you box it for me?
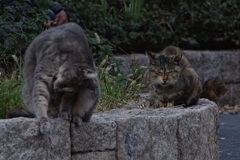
[119,99,218,160]
[116,113,179,160]
[0,99,218,160]
[0,117,71,160]
[71,118,117,152]
[110,50,240,105]
[71,99,218,160]
[72,151,116,160]
[184,50,240,83]
[176,106,218,160]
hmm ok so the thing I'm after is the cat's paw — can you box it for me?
[39,117,51,134]
[58,111,71,121]
[174,105,185,109]
[166,102,174,108]
[181,104,187,108]
[152,101,165,108]
[72,115,83,126]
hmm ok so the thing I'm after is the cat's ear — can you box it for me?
[146,51,156,63]
[83,69,97,79]
[173,52,182,62]
[208,77,218,85]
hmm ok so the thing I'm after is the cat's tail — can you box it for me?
[201,77,228,103]
[7,109,35,118]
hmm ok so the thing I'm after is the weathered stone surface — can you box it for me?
[116,114,179,160]
[110,51,240,105]
[0,117,70,160]
[71,118,117,153]
[184,50,240,83]
[0,99,218,160]
[176,103,219,160]
[94,99,218,160]
[72,151,116,160]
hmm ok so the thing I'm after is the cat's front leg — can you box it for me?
[33,80,51,134]
[150,99,165,108]
[58,93,76,121]
[165,102,174,108]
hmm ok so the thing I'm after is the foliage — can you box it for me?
[0,77,23,118]
[87,32,113,65]
[97,57,145,112]
[64,0,240,52]
[88,33,145,112]
[0,0,50,75]
[124,0,144,21]
[1,0,239,73]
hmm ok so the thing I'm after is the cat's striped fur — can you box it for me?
[22,23,100,134]
[145,46,202,108]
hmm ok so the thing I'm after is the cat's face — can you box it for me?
[53,65,97,93]
[147,52,182,86]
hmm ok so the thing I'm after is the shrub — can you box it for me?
[63,0,240,52]
[0,77,23,118]
[0,0,50,75]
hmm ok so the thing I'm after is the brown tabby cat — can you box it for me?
[145,46,202,108]
[21,23,100,134]
[201,77,228,104]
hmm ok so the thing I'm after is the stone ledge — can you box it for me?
[71,118,117,152]
[72,99,218,160]
[0,118,71,160]
[0,99,218,160]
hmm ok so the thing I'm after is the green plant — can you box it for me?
[63,0,240,52]
[97,58,145,112]
[124,0,144,20]
[0,0,50,75]
[0,77,23,118]
[87,32,114,65]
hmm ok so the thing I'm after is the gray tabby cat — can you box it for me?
[145,46,202,108]
[22,22,100,134]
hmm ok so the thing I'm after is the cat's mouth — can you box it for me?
[155,83,169,88]
[162,82,169,86]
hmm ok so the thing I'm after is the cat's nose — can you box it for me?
[162,77,167,83]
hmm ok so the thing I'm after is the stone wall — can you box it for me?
[110,50,240,105]
[0,99,218,160]
[0,118,71,160]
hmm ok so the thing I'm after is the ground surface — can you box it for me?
[219,114,240,160]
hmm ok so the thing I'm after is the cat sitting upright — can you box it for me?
[144,46,202,108]
[21,23,100,134]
